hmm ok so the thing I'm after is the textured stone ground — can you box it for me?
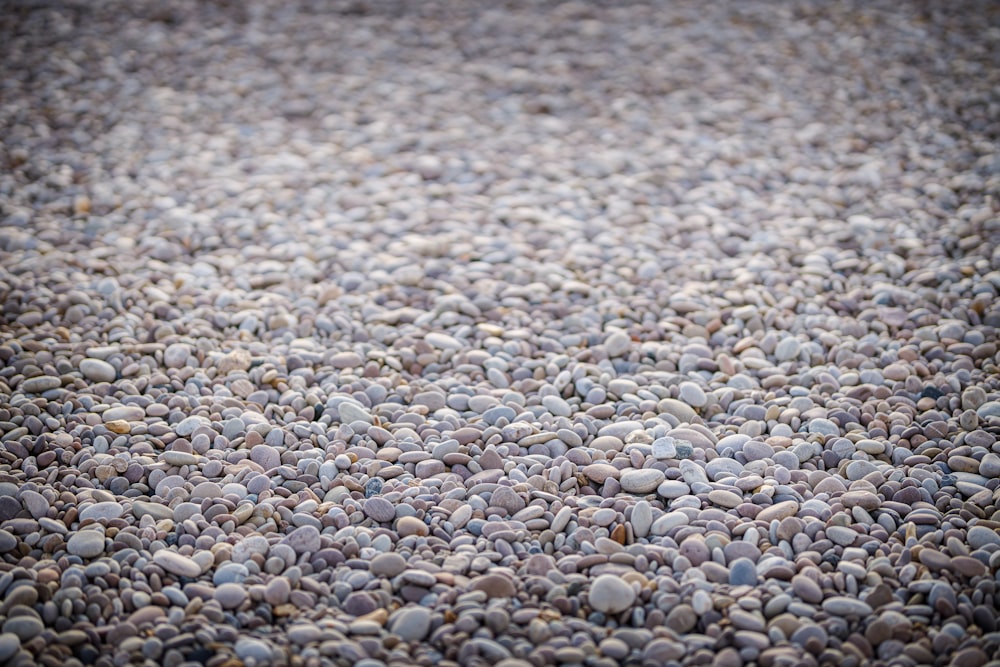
[1,1,999,666]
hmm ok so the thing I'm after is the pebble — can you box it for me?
[152,550,202,578]
[0,633,19,662]
[66,530,105,558]
[589,574,636,614]
[80,358,117,382]
[389,607,433,642]
[619,469,665,494]
[214,583,247,609]
[822,597,872,617]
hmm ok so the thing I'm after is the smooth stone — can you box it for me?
[338,402,373,424]
[396,516,428,537]
[163,343,191,369]
[664,604,697,633]
[283,525,321,554]
[470,573,517,598]
[265,577,291,605]
[822,597,872,617]
[370,553,408,578]
[657,480,691,500]
[791,575,823,604]
[589,574,635,614]
[2,616,43,641]
[678,382,707,407]
[967,526,1000,550]
[0,633,19,662]
[80,358,117,382]
[21,376,61,393]
[826,526,858,546]
[658,399,698,423]
[214,583,247,609]
[729,558,757,586]
[631,500,652,538]
[389,607,433,642]
[605,331,631,357]
[234,638,272,663]
[756,501,799,523]
[708,489,742,509]
[153,550,202,578]
[364,497,396,523]
[67,530,105,558]
[775,337,801,361]
[0,531,16,552]
[79,502,124,523]
[620,469,665,494]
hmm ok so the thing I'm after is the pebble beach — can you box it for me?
[1,1,999,666]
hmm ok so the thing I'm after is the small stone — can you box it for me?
[396,516,428,537]
[80,358,116,382]
[105,420,130,434]
[234,637,272,663]
[338,401,373,424]
[620,469,665,494]
[826,526,857,547]
[0,633,20,662]
[370,553,407,578]
[389,607,432,642]
[708,489,742,509]
[344,592,378,616]
[79,502,124,523]
[775,337,801,361]
[604,331,631,357]
[364,497,396,523]
[679,535,710,566]
[153,550,202,578]
[21,376,61,393]
[979,453,1000,478]
[163,343,190,368]
[214,583,247,609]
[67,530,105,558]
[330,351,363,368]
[20,490,49,519]
[282,525,321,554]
[0,531,16,552]
[822,597,872,617]
[967,525,1000,550]
[490,487,526,515]
[216,349,253,375]
[265,577,291,605]
[792,575,823,604]
[678,381,707,407]
[631,500,652,538]
[652,437,677,459]
[470,573,517,598]
[729,558,757,586]
[589,574,635,614]
[665,604,697,633]
[756,501,799,523]
[2,616,43,641]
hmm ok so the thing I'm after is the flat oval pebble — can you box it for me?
[153,550,202,578]
[620,469,665,494]
[80,358,117,382]
[66,530,105,558]
[588,574,636,614]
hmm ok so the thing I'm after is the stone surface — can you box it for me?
[588,574,636,614]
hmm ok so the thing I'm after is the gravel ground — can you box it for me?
[1,1,1000,666]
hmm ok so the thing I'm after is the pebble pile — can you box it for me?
[1,1,999,666]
